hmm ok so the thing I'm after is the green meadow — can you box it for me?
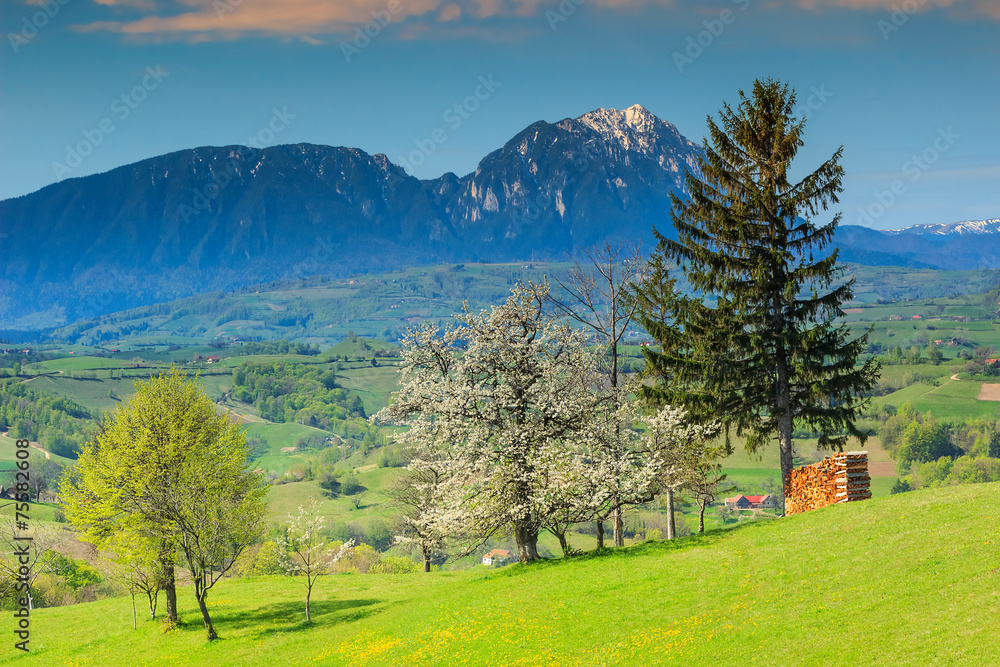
[4,482,998,666]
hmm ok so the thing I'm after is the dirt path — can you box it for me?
[18,369,63,383]
[0,431,51,459]
[29,442,50,460]
[221,407,263,424]
[868,461,896,477]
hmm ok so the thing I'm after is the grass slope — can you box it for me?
[5,482,998,666]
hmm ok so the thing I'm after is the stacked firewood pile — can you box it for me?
[785,451,871,515]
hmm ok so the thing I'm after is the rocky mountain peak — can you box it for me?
[573,104,658,134]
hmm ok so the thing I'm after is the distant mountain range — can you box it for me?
[889,219,1000,236]
[0,104,995,329]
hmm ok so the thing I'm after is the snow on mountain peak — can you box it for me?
[575,104,659,135]
[889,218,1000,236]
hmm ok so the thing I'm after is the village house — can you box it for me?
[482,549,512,566]
[724,494,775,510]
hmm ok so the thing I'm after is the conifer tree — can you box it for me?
[638,78,879,489]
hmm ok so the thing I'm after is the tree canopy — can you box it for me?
[60,367,268,640]
[638,78,879,486]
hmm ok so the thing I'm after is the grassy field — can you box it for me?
[336,363,403,415]
[4,482,998,665]
[266,466,399,524]
[872,373,1000,420]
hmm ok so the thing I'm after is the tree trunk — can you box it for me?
[698,502,706,534]
[163,564,177,624]
[778,414,794,505]
[148,590,158,621]
[596,519,605,549]
[775,349,795,506]
[514,524,540,562]
[422,546,431,573]
[160,544,178,624]
[305,581,312,622]
[131,593,137,630]
[665,489,676,540]
[613,503,625,547]
[553,529,570,557]
[195,582,218,641]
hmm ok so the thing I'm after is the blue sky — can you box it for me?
[1,0,997,230]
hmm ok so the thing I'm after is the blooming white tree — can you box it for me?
[276,498,354,622]
[0,517,64,610]
[547,241,647,547]
[388,461,451,572]
[376,282,601,563]
[642,405,720,536]
[575,395,719,542]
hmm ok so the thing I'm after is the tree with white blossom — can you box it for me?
[387,461,451,571]
[375,282,600,563]
[276,498,354,622]
[546,241,647,547]
[377,281,719,561]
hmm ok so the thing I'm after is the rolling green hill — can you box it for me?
[16,262,994,351]
[4,482,998,665]
[46,263,573,348]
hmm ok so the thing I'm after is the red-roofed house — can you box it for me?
[482,549,512,566]
[744,494,775,509]
[725,494,774,510]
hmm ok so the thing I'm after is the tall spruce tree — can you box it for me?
[637,78,879,489]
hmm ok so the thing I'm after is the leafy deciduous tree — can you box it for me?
[60,368,268,640]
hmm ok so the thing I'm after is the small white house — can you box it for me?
[482,549,512,566]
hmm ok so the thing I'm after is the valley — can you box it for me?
[5,262,1000,565]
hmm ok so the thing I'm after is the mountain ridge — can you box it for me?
[0,105,996,329]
